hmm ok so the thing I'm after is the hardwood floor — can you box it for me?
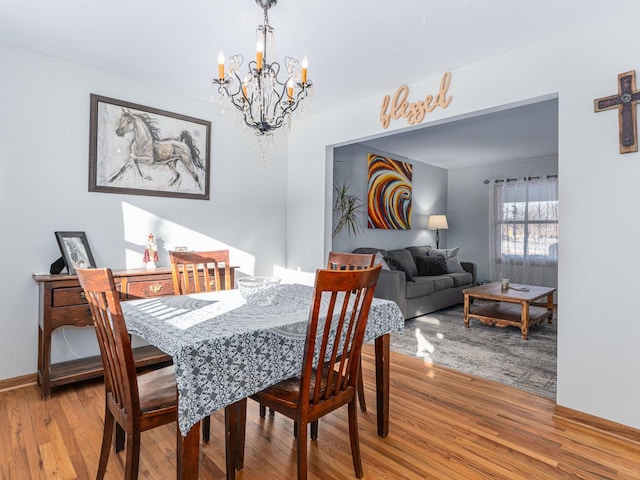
[2,345,640,479]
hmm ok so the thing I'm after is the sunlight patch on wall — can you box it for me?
[120,201,255,274]
[273,265,315,286]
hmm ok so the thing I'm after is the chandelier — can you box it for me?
[212,0,313,152]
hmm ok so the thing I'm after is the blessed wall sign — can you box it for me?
[380,71,453,129]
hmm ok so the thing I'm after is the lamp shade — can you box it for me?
[427,215,448,230]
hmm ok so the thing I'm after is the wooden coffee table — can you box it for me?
[463,282,555,340]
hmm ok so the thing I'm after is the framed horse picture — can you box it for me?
[89,94,211,200]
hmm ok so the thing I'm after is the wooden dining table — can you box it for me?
[121,283,404,480]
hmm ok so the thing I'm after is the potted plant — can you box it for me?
[332,181,365,237]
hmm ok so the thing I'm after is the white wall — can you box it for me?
[287,9,640,428]
[332,144,448,253]
[448,155,558,282]
[4,8,640,433]
[0,43,288,377]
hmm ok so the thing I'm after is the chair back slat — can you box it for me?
[169,250,231,294]
[326,251,375,271]
[76,267,140,417]
[301,265,381,409]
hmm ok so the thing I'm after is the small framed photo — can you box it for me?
[55,231,96,274]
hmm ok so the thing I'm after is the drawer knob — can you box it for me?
[148,284,163,293]
[80,291,87,300]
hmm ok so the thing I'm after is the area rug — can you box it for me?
[388,302,557,399]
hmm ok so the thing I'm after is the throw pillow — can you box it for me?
[415,255,448,276]
[406,245,432,259]
[385,249,419,278]
[374,251,391,270]
[428,247,465,273]
[383,256,414,281]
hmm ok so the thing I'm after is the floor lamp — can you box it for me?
[427,215,448,249]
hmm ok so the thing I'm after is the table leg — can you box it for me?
[37,326,43,387]
[521,301,530,340]
[463,293,470,328]
[374,334,390,438]
[40,325,52,399]
[225,398,247,478]
[177,421,200,480]
[546,293,554,324]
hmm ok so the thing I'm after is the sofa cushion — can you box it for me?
[374,252,391,270]
[406,245,432,259]
[415,255,448,276]
[406,275,454,298]
[385,249,419,278]
[353,247,388,257]
[405,276,435,298]
[428,247,465,273]
[449,271,473,287]
[384,256,413,281]
[429,275,455,292]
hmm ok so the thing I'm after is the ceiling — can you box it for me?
[1,0,636,168]
[360,98,559,169]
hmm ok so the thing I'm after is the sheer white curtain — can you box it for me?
[488,177,558,288]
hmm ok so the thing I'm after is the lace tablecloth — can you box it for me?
[121,283,404,436]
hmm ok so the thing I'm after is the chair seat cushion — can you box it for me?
[137,365,178,413]
[252,369,351,411]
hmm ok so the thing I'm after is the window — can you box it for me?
[489,176,558,287]
[497,195,558,263]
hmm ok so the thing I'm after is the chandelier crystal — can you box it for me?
[212,0,313,152]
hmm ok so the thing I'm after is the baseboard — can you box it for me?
[0,373,36,393]
[554,405,640,445]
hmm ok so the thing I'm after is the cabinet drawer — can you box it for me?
[127,279,175,298]
[52,287,87,307]
[52,283,123,307]
[50,304,93,330]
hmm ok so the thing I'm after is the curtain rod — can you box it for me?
[483,174,558,185]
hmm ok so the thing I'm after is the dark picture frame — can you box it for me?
[55,231,96,274]
[89,94,211,200]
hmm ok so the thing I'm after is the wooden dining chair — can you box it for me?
[259,251,376,437]
[326,251,376,271]
[169,249,231,441]
[169,249,231,295]
[76,265,208,480]
[327,251,375,413]
[250,265,382,480]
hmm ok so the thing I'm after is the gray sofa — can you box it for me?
[353,245,477,319]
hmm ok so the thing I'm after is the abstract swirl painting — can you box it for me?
[367,154,412,229]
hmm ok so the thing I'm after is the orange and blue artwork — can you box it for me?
[367,154,412,229]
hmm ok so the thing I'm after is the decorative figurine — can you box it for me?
[143,233,158,270]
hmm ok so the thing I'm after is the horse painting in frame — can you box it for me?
[89,94,211,200]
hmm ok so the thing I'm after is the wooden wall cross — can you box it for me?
[594,70,640,154]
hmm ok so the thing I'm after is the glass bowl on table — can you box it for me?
[236,276,281,306]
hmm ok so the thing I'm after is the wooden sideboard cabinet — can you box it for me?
[33,266,236,399]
